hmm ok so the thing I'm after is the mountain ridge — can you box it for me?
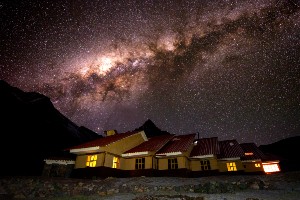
[0,80,100,175]
[259,135,300,171]
[134,119,171,138]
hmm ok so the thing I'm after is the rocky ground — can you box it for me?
[1,171,300,200]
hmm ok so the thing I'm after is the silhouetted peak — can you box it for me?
[0,79,49,104]
[79,126,103,138]
[143,119,159,129]
[135,119,170,138]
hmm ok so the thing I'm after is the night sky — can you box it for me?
[1,0,300,145]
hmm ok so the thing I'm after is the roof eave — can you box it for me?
[219,157,241,161]
[103,131,148,147]
[156,151,183,157]
[70,146,100,154]
[241,159,262,162]
[190,154,215,159]
[262,160,280,164]
[122,151,149,157]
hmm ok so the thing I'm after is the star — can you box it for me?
[0,0,299,145]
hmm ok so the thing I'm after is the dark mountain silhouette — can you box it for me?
[78,126,102,138]
[259,136,300,171]
[0,80,101,176]
[135,119,170,138]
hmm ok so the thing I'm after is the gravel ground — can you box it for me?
[1,171,300,200]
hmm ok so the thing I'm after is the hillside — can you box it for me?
[0,80,100,176]
[259,136,300,171]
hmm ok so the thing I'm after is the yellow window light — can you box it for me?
[112,157,120,168]
[263,164,280,173]
[86,154,97,167]
[227,162,237,171]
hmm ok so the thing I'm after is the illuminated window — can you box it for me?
[200,160,211,170]
[86,155,97,167]
[112,157,120,169]
[263,164,280,173]
[168,158,178,169]
[255,163,261,167]
[227,162,237,171]
[245,152,254,156]
[135,158,145,169]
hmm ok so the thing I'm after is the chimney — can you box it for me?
[193,132,200,145]
[104,130,118,136]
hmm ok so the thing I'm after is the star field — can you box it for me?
[1,0,300,145]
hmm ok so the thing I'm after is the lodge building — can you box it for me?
[44,130,280,178]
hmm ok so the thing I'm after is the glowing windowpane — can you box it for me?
[263,164,280,173]
[227,162,237,171]
[86,154,97,167]
[112,157,120,168]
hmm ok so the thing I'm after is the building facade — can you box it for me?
[65,130,280,178]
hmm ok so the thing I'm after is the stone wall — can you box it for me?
[42,163,74,178]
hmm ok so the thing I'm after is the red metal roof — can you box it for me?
[190,137,220,157]
[218,140,245,159]
[240,143,266,161]
[156,134,196,155]
[69,131,141,150]
[124,134,175,154]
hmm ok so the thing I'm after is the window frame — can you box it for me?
[112,157,120,169]
[226,162,237,171]
[200,159,211,171]
[255,163,261,168]
[168,158,178,169]
[135,158,145,170]
[86,155,97,167]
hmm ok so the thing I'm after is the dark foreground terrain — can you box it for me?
[1,171,300,200]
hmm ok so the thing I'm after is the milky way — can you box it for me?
[1,0,300,144]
